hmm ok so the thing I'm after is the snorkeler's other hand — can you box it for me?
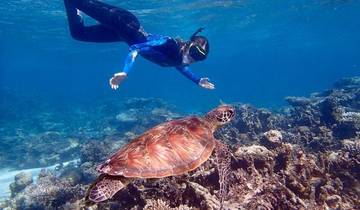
[199,78,215,89]
[109,72,127,90]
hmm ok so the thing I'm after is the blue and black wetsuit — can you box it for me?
[64,0,205,85]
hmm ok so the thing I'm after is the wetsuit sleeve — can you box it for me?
[175,66,201,84]
[122,36,171,74]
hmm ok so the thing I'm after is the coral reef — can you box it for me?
[0,97,179,169]
[9,172,33,197]
[111,98,180,134]
[217,76,360,152]
[3,170,84,210]
[1,77,359,209]
[5,138,358,209]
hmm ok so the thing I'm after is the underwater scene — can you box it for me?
[0,0,359,209]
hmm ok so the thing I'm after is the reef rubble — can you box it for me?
[1,77,359,210]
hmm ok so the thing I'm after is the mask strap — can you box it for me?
[195,45,206,55]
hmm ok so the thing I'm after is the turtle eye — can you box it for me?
[227,110,235,118]
[216,110,234,123]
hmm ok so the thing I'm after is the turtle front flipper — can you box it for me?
[214,140,231,209]
[87,174,131,203]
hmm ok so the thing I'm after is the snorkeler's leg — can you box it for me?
[64,0,122,42]
[71,0,147,44]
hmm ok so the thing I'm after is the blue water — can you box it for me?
[1,0,359,111]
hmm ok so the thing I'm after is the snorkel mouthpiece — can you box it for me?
[195,45,206,56]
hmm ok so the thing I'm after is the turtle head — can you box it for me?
[205,105,235,131]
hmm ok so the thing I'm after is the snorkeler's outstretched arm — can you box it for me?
[109,36,171,89]
[176,66,215,89]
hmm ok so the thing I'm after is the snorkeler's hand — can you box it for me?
[109,72,127,90]
[199,78,215,89]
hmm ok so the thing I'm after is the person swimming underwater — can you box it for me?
[64,0,214,90]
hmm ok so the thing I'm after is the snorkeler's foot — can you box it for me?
[199,78,215,89]
[109,72,127,90]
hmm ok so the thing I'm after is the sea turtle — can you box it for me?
[88,105,235,203]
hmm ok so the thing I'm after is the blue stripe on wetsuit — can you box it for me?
[122,35,201,85]
[123,35,170,74]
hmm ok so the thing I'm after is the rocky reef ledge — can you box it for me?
[1,77,359,210]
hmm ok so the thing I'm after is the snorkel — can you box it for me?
[190,27,205,39]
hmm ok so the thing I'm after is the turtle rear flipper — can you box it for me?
[87,174,130,202]
[215,140,232,210]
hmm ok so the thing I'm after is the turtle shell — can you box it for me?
[97,117,215,178]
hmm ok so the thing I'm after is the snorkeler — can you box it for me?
[64,0,214,90]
